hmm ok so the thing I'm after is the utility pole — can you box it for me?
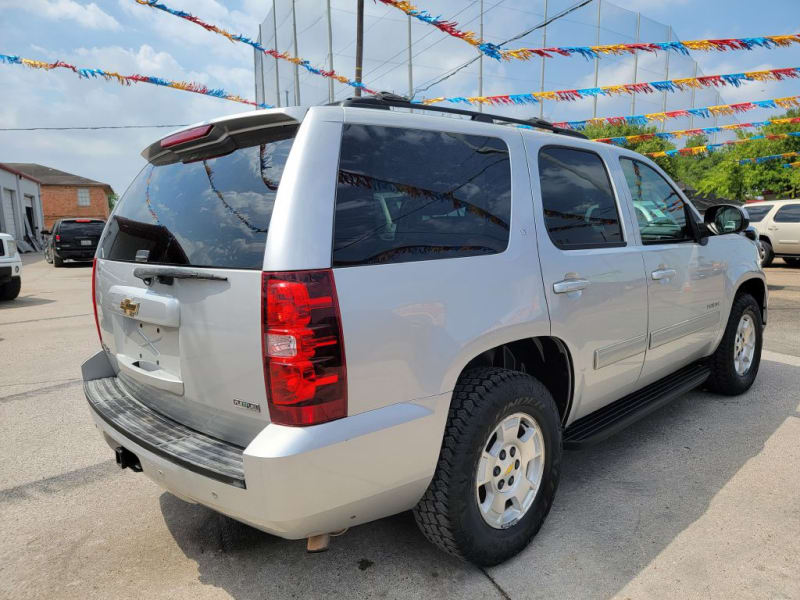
[291,0,300,105]
[272,0,280,106]
[661,25,671,131]
[355,0,364,96]
[630,12,640,117]
[326,0,334,103]
[407,16,413,98]
[539,0,548,119]
[478,0,483,112]
[592,0,601,118]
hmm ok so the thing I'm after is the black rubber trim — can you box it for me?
[563,361,710,448]
[85,378,246,489]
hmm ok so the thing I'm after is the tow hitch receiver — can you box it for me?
[115,446,143,472]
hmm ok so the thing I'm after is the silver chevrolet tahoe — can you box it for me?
[82,96,766,566]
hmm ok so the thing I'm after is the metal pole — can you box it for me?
[660,26,671,132]
[592,0,601,118]
[407,16,413,98]
[355,0,364,96]
[539,0,548,119]
[272,0,280,107]
[478,0,483,112]
[285,90,290,106]
[688,61,698,130]
[326,0,334,103]
[291,0,300,104]
[630,12,640,116]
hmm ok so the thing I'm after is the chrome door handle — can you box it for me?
[553,278,590,294]
[651,268,677,280]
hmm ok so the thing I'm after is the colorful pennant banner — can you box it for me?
[783,161,800,168]
[134,0,376,95]
[419,67,800,106]
[739,152,799,165]
[553,96,800,130]
[647,132,800,158]
[0,53,272,109]
[591,117,800,145]
[378,0,800,61]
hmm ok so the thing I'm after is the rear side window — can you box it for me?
[744,205,773,223]
[773,204,800,223]
[332,124,511,266]
[537,147,624,249]
[620,158,693,244]
[58,221,105,237]
[101,128,295,269]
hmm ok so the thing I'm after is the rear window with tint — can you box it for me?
[101,128,295,269]
[58,221,105,236]
[333,124,511,266]
[744,205,773,223]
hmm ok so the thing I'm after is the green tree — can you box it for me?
[695,109,800,200]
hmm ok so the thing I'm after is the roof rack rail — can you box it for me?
[332,92,587,140]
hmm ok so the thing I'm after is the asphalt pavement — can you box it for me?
[1,254,798,600]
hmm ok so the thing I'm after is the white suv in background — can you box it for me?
[0,233,22,301]
[745,199,800,267]
[82,96,766,565]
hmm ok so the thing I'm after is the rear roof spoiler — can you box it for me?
[142,107,307,166]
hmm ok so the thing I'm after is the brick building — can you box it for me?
[2,164,113,229]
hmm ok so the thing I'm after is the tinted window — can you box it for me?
[773,204,800,223]
[101,128,295,269]
[333,124,511,266]
[620,158,692,243]
[58,221,105,236]
[538,147,623,249]
[744,205,773,223]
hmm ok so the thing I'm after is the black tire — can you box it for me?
[0,277,21,301]
[784,257,800,268]
[53,254,64,268]
[413,368,562,566]
[760,240,774,268]
[706,293,762,396]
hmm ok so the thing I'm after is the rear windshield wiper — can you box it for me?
[132,267,228,286]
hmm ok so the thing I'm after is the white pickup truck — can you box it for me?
[0,233,22,301]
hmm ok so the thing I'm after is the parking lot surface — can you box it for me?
[1,255,799,600]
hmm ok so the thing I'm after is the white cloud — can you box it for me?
[0,0,120,30]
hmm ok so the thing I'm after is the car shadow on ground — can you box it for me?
[0,295,56,309]
[159,358,798,599]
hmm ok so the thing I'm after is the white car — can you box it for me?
[0,233,22,301]
[745,199,800,267]
[82,96,766,565]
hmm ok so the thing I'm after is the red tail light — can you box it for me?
[262,269,347,426]
[160,125,213,148]
[91,258,103,345]
[55,234,61,242]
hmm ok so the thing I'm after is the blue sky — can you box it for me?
[0,0,798,195]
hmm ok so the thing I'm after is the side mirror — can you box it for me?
[703,204,750,236]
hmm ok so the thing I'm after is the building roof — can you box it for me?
[1,163,113,193]
[0,163,42,184]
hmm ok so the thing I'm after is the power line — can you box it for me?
[413,0,595,98]
[0,124,189,131]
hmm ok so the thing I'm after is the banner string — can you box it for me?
[739,152,799,165]
[646,132,800,158]
[134,0,376,95]
[377,0,800,61]
[591,117,800,145]
[552,95,800,130]
[0,53,272,109]
[783,161,800,168]
[419,67,800,106]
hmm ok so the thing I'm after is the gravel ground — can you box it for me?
[1,254,798,600]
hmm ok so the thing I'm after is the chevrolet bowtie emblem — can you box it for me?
[120,298,140,317]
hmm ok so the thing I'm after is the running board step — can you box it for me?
[563,361,710,448]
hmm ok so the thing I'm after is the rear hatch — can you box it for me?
[57,219,105,253]
[94,111,301,446]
